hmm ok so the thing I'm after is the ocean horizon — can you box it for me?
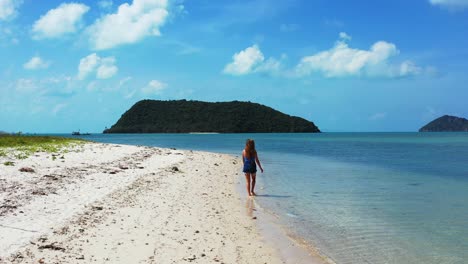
[53,132,468,264]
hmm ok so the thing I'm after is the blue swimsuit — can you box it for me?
[243,154,257,173]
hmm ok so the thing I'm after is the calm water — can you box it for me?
[59,133,468,264]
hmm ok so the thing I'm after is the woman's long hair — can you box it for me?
[245,139,256,158]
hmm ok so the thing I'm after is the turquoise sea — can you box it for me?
[60,133,468,264]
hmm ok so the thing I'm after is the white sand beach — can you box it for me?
[0,143,324,264]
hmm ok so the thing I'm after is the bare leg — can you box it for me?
[245,173,252,196]
[251,173,256,196]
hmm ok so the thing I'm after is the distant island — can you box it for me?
[419,115,468,132]
[104,100,320,133]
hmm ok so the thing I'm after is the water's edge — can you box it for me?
[234,172,335,264]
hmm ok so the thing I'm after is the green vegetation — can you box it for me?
[419,115,468,132]
[0,135,86,159]
[3,161,14,166]
[104,100,320,133]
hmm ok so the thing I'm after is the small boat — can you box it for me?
[72,131,91,136]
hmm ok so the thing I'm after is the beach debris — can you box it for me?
[19,167,35,173]
[109,170,119,174]
[43,174,59,180]
[186,255,197,261]
[38,243,65,252]
[118,164,129,170]
[76,255,85,260]
[92,206,103,211]
[214,163,219,166]
[252,216,257,220]
[0,206,18,216]
[55,226,69,235]
[38,258,45,264]
[32,190,47,196]
[0,204,18,210]
[10,252,24,261]
[171,166,179,172]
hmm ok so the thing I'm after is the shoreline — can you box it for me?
[0,142,291,263]
[0,141,328,263]
[235,180,333,264]
[248,198,335,264]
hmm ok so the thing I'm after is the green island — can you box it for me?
[104,100,320,133]
[419,115,468,132]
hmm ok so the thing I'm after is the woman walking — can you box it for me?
[242,139,264,196]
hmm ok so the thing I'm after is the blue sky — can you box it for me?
[1,0,467,133]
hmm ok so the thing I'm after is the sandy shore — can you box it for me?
[0,142,324,263]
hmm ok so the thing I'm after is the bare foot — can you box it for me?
[248,192,253,196]
[251,191,256,196]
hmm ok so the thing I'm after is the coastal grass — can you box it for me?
[0,135,87,159]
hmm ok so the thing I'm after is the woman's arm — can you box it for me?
[242,150,245,165]
[255,153,264,173]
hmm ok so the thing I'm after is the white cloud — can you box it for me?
[0,0,22,21]
[23,56,51,70]
[369,112,387,121]
[52,103,67,115]
[223,44,281,76]
[11,76,76,99]
[324,19,344,28]
[141,80,167,94]
[97,57,118,79]
[15,78,37,92]
[78,53,100,79]
[429,0,468,9]
[339,32,351,41]
[78,53,118,80]
[0,27,20,45]
[280,23,299,32]
[32,3,89,39]
[124,90,137,99]
[119,76,132,87]
[255,57,281,73]
[224,45,264,75]
[295,33,421,78]
[87,0,169,50]
[399,60,422,76]
[86,81,98,91]
[170,40,201,55]
[98,0,113,9]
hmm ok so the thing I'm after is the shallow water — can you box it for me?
[57,132,468,264]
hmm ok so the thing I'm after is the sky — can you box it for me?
[0,0,467,133]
